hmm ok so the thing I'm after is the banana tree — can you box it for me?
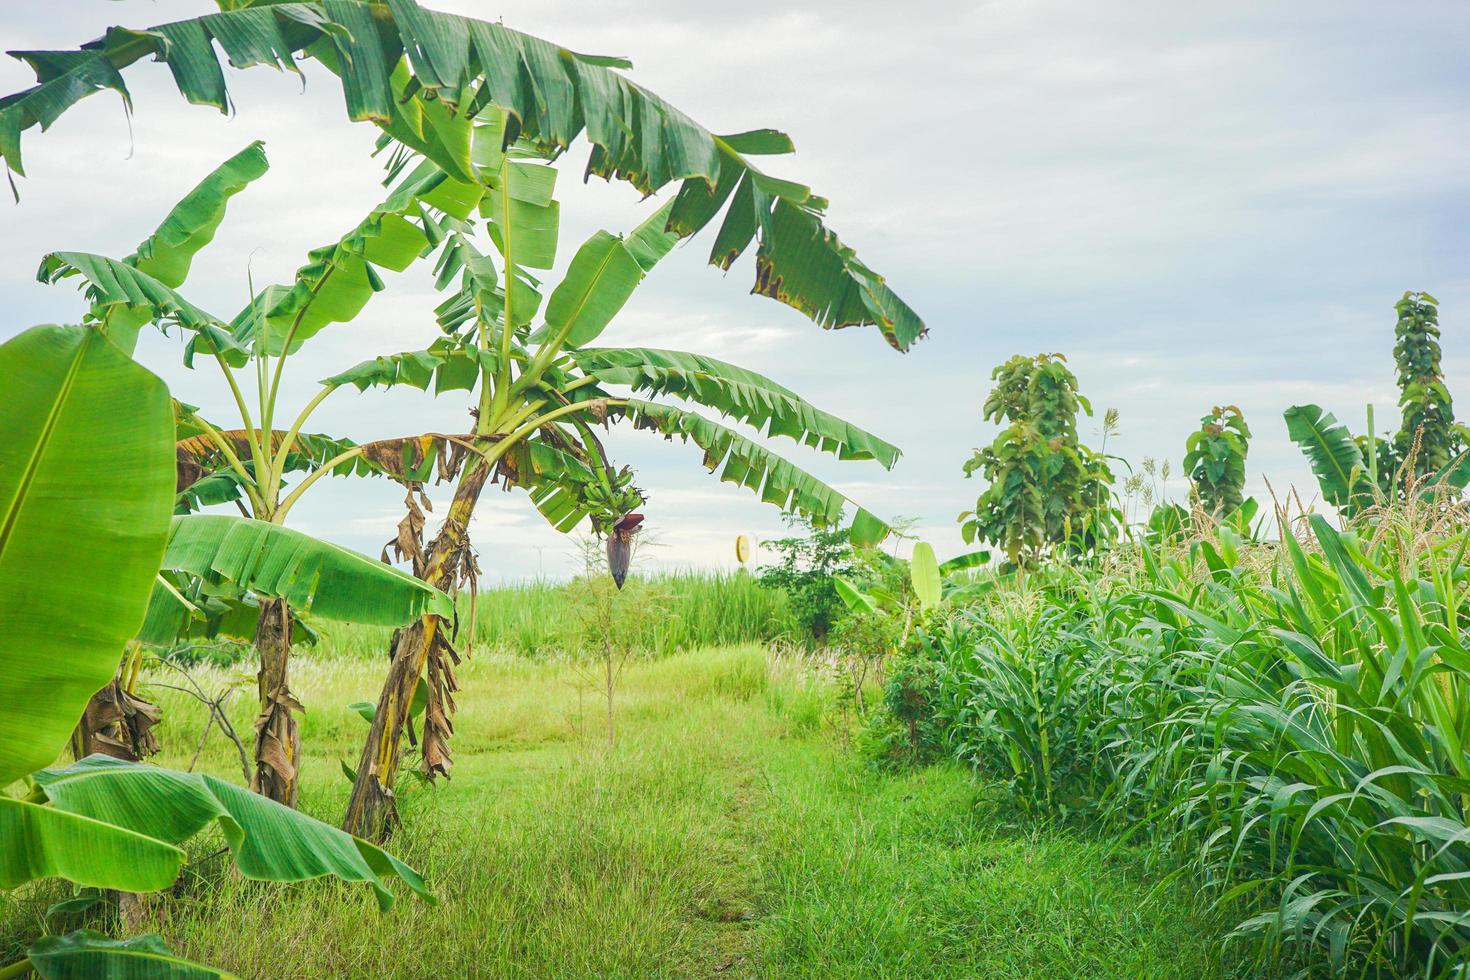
[0,323,431,978]
[39,142,464,806]
[3,0,925,838]
[322,115,908,837]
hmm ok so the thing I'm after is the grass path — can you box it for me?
[6,645,1238,977]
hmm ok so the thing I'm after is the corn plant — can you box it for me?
[907,500,1470,974]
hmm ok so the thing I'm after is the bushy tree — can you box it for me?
[1392,292,1462,478]
[960,354,1117,566]
[1183,406,1250,518]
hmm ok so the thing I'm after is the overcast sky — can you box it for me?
[4,2,1468,580]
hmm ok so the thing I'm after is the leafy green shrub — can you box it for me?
[757,514,857,644]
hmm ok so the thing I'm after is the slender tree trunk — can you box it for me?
[251,599,301,806]
[343,459,488,840]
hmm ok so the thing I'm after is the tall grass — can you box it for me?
[911,498,1470,975]
[310,570,795,661]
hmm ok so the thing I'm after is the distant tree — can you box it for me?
[1392,292,1462,479]
[1183,406,1251,518]
[960,354,1117,566]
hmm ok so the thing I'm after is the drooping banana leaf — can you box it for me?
[33,754,433,910]
[573,347,900,467]
[495,437,604,533]
[162,515,454,625]
[0,797,184,892]
[938,550,992,575]
[322,341,490,396]
[615,400,891,546]
[26,930,236,980]
[1283,404,1374,514]
[35,144,267,356]
[36,253,244,362]
[0,325,174,787]
[1,0,924,350]
[135,575,317,650]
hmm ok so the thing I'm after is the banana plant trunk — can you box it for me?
[251,598,302,806]
[70,649,161,762]
[343,458,487,840]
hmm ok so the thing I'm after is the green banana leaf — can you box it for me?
[27,930,236,980]
[162,515,454,625]
[573,347,900,467]
[36,253,242,361]
[909,542,942,610]
[127,142,270,290]
[135,576,317,650]
[34,755,433,911]
[938,550,992,576]
[616,400,891,546]
[0,797,184,892]
[833,575,877,615]
[0,325,174,787]
[1283,404,1373,513]
[543,231,644,349]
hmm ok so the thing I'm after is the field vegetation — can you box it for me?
[1,3,1468,979]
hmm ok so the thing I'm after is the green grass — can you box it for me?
[311,570,796,662]
[4,644,1238,978]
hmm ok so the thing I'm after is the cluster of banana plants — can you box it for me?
[4,0,922,846]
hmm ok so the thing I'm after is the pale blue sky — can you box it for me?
[4,1,1468,579]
